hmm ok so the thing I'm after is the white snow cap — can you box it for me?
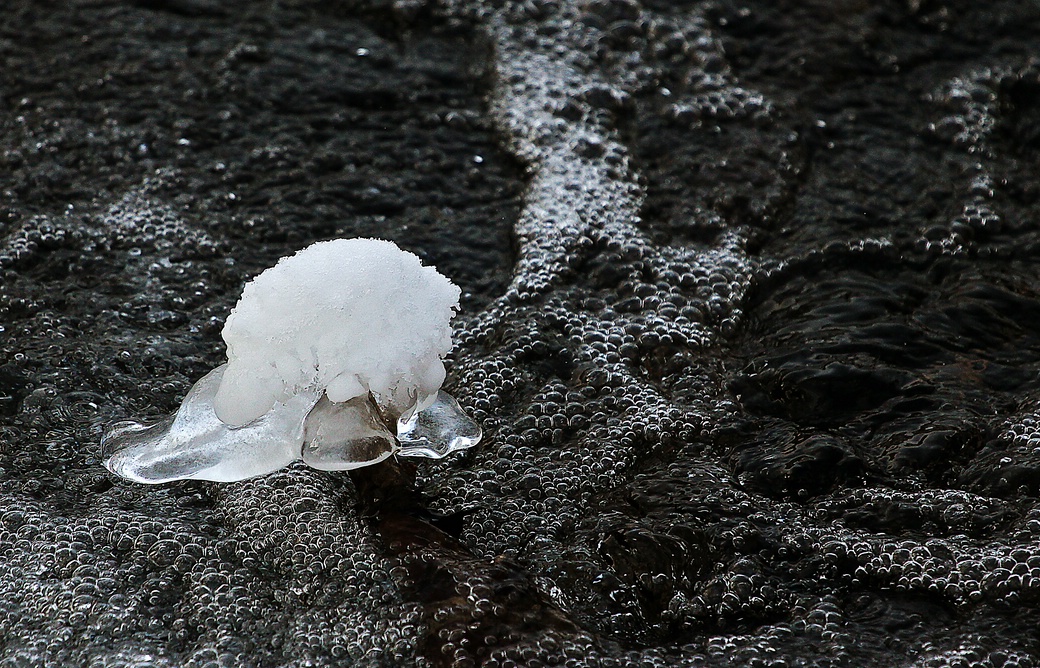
[213,238,461,427]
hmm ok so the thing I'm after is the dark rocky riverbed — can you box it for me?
[3,1,1040,666]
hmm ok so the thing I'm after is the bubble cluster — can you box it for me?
[922,62,1040,256]
[98,182,218,256]
[0,214,78,270]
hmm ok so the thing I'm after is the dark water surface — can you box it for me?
[3,1,1040,666]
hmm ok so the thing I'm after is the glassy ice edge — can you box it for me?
[102,365,481,484]
[397,390,482,458]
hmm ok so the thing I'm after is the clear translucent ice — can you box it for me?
[102,239,481,483]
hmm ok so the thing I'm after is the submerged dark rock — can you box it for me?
[3,0,1040,666]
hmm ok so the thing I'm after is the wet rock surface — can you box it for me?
[3,0,1040,666]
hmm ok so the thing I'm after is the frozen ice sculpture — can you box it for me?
[102,238,481,484]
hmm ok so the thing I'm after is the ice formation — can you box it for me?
[103,238,481,484]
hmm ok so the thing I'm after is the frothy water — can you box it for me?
[3,1,1040,666]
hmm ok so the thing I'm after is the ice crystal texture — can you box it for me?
[216,238,459,426]
[102,239,480,483]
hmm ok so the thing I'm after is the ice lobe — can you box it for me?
[215,238,459,426]
[103,238,481,483]
[104,365,319,483]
